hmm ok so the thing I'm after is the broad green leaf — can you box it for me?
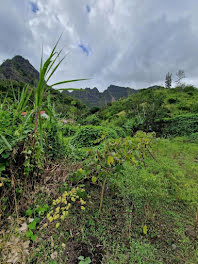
[28,220,37,230]
[92,176,97,183]
[0,164,6,172]
[31,234,38,241]
[26,230,33,238]
[25,208,33,217]
[1,152,10,159]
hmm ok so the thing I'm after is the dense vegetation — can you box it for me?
[0,44,197,264]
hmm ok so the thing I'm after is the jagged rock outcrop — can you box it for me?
[64,85,136,107]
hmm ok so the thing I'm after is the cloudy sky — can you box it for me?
[0,0,198,91]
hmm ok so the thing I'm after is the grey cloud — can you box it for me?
[0,0,198,90]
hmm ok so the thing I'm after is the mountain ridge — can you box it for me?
[0,55,136,107]
[63,85,136,107]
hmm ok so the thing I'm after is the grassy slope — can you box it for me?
[100,86,198,119]
[1,136,197,264]
[1,85,198,264]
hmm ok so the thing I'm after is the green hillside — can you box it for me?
[0,45,197,264]
[88,85,198,137]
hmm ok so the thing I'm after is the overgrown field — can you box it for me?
[0,43,198,264]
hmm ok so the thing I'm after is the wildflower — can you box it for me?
[56,223,60,228]
[81,206,85,210]
[71,197,76,202]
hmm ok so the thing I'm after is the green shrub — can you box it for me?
[123,118,135,135]
[110,126,126,138]
[42,120,66,160]
[168,98,177,104]
[161,114,198,137]
[61,125,79,137]
[183,132,198,143]
[82,114,101,125]
[63,137,89,161]
[71,125,118,147]
[183,85,196,94]
[109,116,128,127]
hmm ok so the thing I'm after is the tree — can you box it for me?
[165,72,172,88]
[175,69,185,87]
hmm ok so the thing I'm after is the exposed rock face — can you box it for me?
[0,56,39,85]
[64,85,136,107]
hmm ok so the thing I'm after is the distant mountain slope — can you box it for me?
[0,56,87,117]
[0,56,39,85]
[0,55,136,107]
[64,85,136,107]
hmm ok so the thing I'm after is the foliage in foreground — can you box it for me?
[0,41,198,264]
[1,133,197,263]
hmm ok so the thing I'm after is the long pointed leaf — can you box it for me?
[56,88,84,91]
[46,55,66,83]
[1,135,12,151]
[10,81,16,102]
[50,79,87,87]
[40,44,43,72]
[46,48,64,76]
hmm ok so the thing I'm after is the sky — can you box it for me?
[0,0,198,91]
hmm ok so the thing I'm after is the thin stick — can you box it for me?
[99,176,107,212]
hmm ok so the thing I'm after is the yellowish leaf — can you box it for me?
[107,156,114,166]
[143,225,148,235]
